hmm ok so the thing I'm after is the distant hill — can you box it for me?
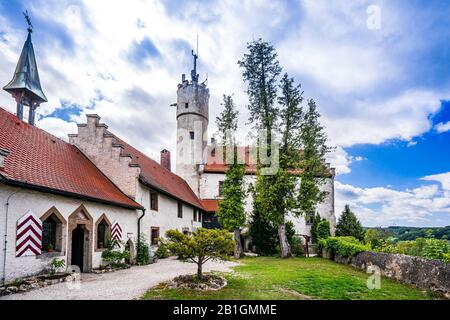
[365,226,450,241]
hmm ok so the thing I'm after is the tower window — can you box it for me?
[185,102,189,108]
[190,131,195,140]
[178,201,183,218]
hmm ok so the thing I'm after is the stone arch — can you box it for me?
[95,213,112,251]
[40,207,67,254]
[124,238,136,265]
[67,205,94,272]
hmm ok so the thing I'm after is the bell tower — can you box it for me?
[175,49,209,196]
[3,11,47,126]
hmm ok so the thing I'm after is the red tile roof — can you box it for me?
[201,199,219,212]
[205,146,258,174]
[0,107,142,209]
[111,135,204,210]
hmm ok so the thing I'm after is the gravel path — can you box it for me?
[1,258,238,300]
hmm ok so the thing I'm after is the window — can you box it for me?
[193,209,197,222]
[198,211,202,223]
[185,102,189,108]
[218,181,224,196]
[305,212,315,225]
[97,220,108,249]
[211,148,216,157]
[150,191,158,211]
[151,227,160,246]
[42,213,63,252]
[178,201,183,218]
[189,131,195,140]
[42,219,56,252]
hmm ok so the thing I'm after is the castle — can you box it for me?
[0,22,335,283]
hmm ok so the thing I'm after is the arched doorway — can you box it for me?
[68,205,93,272]
[71,225,85,271]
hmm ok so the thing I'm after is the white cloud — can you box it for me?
[421,172,450,191]
[435,121,450,134]
[335,176,450,227]
[36,117,76,141]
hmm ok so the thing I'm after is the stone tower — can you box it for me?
[175,50,209,196]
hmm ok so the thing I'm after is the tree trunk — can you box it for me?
[197,261,203,280]
[278,223,291,258]
[234,228,244,259]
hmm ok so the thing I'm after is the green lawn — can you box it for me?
[142,257,440,300]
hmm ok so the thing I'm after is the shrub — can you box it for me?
[101,238,129,266]
[136,234,150,265]
[319,236,369,258]
[290,235,305,256]
[155,240,171,259]
[317,220,331,240]
[49,258,65,275]
[422,238,449,260]
[364,228,390,249]
[165,228,234,280]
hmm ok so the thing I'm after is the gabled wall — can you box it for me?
[68,114,140,199]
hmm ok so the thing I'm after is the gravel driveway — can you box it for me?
[0,258,238,300]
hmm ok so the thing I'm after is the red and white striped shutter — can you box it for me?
[16,210,42,257]
[111,221,122,242]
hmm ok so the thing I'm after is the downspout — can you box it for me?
[137,208,146,249]
[2,190,21,285]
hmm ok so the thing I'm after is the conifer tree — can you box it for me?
[216,95,246,258]
[336,205,364,240]
[298,99,332,218]
[238,39,282,256]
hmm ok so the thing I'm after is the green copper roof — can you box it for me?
[3,32,47,103]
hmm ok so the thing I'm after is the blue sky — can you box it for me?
[0,0,449,227]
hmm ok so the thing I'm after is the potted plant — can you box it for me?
[47,243,54,253]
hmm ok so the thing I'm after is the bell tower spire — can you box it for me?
[3,11,47,126]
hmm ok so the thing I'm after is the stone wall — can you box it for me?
[328,250,450,298]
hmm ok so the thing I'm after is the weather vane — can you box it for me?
[23,10,33,33]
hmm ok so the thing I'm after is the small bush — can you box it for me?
[319,236,369,258]
[155,240,171,259]
[49,258,65,275]
[290,235,305,256]
[317,220,331,240]
[136,234,150,265]
[101,238,129,266]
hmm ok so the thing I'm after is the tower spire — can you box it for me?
[191,35,199,83]
[3,11,47,126]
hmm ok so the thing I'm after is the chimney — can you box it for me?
[160,149,171,171]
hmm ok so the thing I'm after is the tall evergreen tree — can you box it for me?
[237,39,281,134]
[216,95,246,258]
[298,99,332,219]
[216,95,239,162]
[336,205,364,240]
[268,74,304,258]
[238,39,282,256]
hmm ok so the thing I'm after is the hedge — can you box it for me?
[318,236,370,258]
